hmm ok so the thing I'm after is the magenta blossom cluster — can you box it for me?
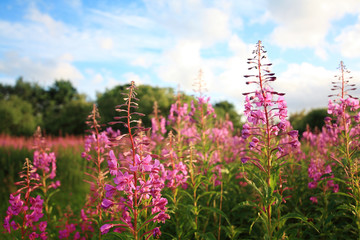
[33,151,61,190]
[168,101,191,124]
[303,128,338,156]
[4,194,47,239]
[101,151,169,237]
[209,121,233,144]
[328,97,360,133]
[328,97,360,116]
[151,117,166,136]
[162,161,189,190]
[81,131,111,161]
[242,87,300,155]
[150,116,167,144]
[34,150,61,190]
[189,96,217,120]
[308,158,339,193]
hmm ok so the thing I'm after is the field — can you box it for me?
[1,42,360,240]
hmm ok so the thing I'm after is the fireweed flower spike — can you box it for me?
[102,81,169,239]
[240,40,309,239]
[326,61,360,234]
[150,101,167,144]
[3,157,47,239]
[3,127,65,239]
[72,104,111,239]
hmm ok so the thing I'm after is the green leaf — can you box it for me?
[232,201,262,213]
[179,189,194,201]
[103,232,133,240]
[275,212,319,238]
[337,203,356,215]
[249,213,260,235]
[196,191,217,203]
[47,188,60,201]
[201,206,231,225]
[243,177,264,200]
[204,232,217,240]
[332,191,354,199]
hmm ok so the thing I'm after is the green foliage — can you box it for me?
[1,78,243,137]
[48,80,77,106]
[0,78,92,136]
[0,95,38,136]
[214,101,242,131]
[44,96,92,135]
[97,84,185,132]
[290,108,329,134]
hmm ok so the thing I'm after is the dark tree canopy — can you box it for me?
[1,78,244,136]
[0,95,38,136]
[96,84,177,132]
[48,80,77,106]
[290,108,329,135]
[214,101,242,131]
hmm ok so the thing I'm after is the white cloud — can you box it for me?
[265,0,360,50]
[130,53,160,68]
[143,0,231,46]
[91,73,104,84]
[64,0,82,9]
[154,34,255,110]
[88,8,156,30]
[272,62,334,112]
[156,40,203,91]
[0,52,83,86]
[100,37,114,50]
[25,7,67,37]
[122,72,144,85]
[1,0,359,114]
[228,34,250,56]
[0,5,167,63]
[336,15,360,58]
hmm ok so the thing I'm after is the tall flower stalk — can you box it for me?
[79,104,111,238]
[239,40,311,239]
[327,61,360,237]
[3,127,60,239]
[101,81,169,239]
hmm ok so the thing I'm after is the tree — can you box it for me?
[43,95,92,135]
[289,108,329,135]
[48,80,77,106]
[96,84,176,131]
[214,101,242,131]
[0,96,38,136]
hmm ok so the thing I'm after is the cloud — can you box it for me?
[265,0,360,50]
[154,34,256,111]
[0,5,166,63]
[64,0,82,9]
[88,8,156,30]
[25,7,67,37]
[1,0,359,114]
[143,0,231,46]
[130,54,157,68]
[272,62,334,112]
[336,15,360,58]
[91,73,104,84]
[100,37,114,50]
[156,40,203,91]
[122,72,144,85]
[0,52,83,86]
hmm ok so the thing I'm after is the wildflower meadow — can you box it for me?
[1,41,360,239]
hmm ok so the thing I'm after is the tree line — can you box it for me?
[0,77,329,137]
[0,78,243,136]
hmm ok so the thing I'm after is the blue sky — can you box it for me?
[1,0,360,113]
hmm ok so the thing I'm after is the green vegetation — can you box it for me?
[0,78,243,136]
